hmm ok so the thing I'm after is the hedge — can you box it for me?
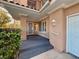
[0,28,21,59]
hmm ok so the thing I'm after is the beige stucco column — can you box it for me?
[20,16,27,40]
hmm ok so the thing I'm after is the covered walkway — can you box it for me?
[19,35,53,59]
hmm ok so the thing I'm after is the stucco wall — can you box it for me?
[48,3,79,52]
[49,8,66,52]
[65,4,79,16]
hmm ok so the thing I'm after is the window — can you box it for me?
[40,21,46,32]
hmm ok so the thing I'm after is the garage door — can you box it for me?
[66,13,79,57]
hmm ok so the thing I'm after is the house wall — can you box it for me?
[9,3,79,52]
[49,4,79,52]
[65,4,79,16]
[49,8,66,52]
[39,3,79,52]
[15,3,79,51]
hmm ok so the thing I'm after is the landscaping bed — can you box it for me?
[0,28,21,59]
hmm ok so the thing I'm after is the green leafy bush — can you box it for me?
[0,28,21,59]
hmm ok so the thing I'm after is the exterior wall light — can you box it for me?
[52,19,56,26]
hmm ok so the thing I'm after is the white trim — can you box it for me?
[48,0,79,14]
[39,0,56,12]
[50,0,56,5]
[19,14,28,16]
[48,3,65,14]
[39,31,46,33]
[67,13,79,17]
[39,1,49,12]
[66,13,79,52]
[66,15,69,52]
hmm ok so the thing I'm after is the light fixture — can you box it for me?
[52,19,56,26]
[52,19,56,23]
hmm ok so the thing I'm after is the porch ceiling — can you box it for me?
[1,1,41,21]
[1,0,79,21]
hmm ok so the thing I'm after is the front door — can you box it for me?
[66,13,79,57]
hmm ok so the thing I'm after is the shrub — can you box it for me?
[0,28,21,59]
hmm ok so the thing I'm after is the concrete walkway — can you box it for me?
[19,35,53,59]
[31,49,78,59]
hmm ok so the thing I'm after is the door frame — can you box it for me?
[66,13,79,52]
